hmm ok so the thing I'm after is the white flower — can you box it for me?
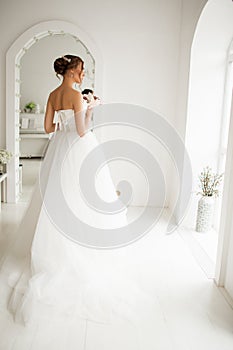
[196,165,224,198]
[0,149,13,164]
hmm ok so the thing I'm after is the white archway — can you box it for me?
[184,0,233,300]
[6,20,103,203]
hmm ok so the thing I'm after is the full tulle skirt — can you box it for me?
[0,124,152,349]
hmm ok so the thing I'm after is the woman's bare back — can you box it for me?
[49,86,80,111]
[44,86,84,134]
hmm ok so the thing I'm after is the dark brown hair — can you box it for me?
[53,54,84,79]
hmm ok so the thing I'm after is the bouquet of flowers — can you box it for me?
[0,149,12,164]
[82,89,101,107]
[196,166,224,198]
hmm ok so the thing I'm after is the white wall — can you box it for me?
[0,0,207,208]
[181,0,233,229]
[224,191,233,302]
[225,210,233,299]
[175,0,208,140]
[168,0,208,223]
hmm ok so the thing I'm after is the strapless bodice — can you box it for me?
[54,109,75,132]
[53,108,93,139]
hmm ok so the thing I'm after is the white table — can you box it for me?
[0,173,7,211]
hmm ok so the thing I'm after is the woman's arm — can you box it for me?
[44,94,56,133]
[84,98,100,130]
[84,108,93,130]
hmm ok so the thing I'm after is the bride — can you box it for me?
[0,55,149,349]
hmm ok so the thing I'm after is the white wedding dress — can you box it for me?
[0,108,150,349]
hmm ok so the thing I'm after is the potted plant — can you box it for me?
[195,166,224,232]
[24,101,36,113]
[0,149,13,175]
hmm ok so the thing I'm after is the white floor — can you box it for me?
[0,160,233,349]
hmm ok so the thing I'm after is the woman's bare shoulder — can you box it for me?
[70,89,82,102]
[71,89,82,96]
[48,87,60,99]
[48,88,82,109]
[50,87,81,96]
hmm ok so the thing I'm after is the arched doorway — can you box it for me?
[6,20,103,203]
[183,0,233,296]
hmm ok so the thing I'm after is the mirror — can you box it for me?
[18,33,95,199]
[6,20,102,204]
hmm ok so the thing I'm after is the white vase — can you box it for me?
[34,104,40,113]
[196,196,215,232]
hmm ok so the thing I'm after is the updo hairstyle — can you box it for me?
[53,55,84,79]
